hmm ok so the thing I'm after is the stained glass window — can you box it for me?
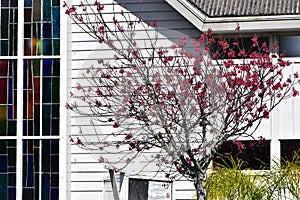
[0,0,18,56]
[1,0,61,199]
[24,0,60,56]
[22,139,59,200]
[0,140,17,200]
[0,60,17,136]
[23,59,60,136]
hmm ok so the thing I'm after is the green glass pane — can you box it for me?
[1,40,9,56]
[53,39,60,55]
[42,105,50,136]
[0,120,6,135]
[52,78,59,103]
[52,60,59,76]
[34,105,40,136]
[43,0,51,21]
[1,9,9,39]
[51,119,59,136]
[52,0,59,6]
[8,148,16,166]
[0,174,8,199]
[0,141,6,153]
[51,105,59,118]
[8,120,16,136]
[32,60,40,76]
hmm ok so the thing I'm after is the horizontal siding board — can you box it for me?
[69,0,300,199]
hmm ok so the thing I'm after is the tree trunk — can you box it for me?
[194,172,207,200]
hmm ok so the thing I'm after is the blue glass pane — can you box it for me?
[43,59,52,76]
[0,155,7,172]
[8,188,16,200]
[42,174,50,200]
[52,7,60,38]
[27,155,34,187]
[24,0,32,7]
[10,0,17,7]
[51,188,59,200]
[42,39,52,55]
[51,140,59,154]
[43,23,52,39]
[51,119,59,136]
[42,78,51,103]
[8,78,13,104]
[51,155,59,172]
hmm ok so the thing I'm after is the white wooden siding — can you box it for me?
[69,0,201,199]
[69,0,300,199]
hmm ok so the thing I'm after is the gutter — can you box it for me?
[166,0,300,33]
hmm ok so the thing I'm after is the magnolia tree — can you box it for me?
[65,1,300,199]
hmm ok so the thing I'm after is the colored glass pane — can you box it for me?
[52,60,59,76]
[42,77,51,103]
[0,60,17,136]
[52,0,59,6]
[32,0,41,22]
[1,9,9,39]
[24,24,31,38]
[24,0,32,7]
[42,39,52,55]
[24,8,32,22]
[23,140,59,199]
[43,23,52,39]
[52,77,59,103]
[0,140,16,200]
[43,59,52,76]
[53,39,60,55]
[1,0,9,7]
[10,0,17,7]
[42,105,50,136]
[0,40,8,56]
[43,0,51,21]
[52,7,60,38]
[51,105,59,118]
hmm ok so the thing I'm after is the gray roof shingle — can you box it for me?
[187,0,300,17]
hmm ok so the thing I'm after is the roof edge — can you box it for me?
[166,0,300,33]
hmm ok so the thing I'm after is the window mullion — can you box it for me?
[16,1,25,200]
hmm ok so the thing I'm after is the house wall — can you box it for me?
[68,0,300,199]
[69,0,200,199]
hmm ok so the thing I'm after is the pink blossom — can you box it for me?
[112,122,119,128]
[292,88,299,96]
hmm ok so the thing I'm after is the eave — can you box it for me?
[166,0,300,33]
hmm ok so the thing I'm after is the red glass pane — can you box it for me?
[0,78,7,104]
